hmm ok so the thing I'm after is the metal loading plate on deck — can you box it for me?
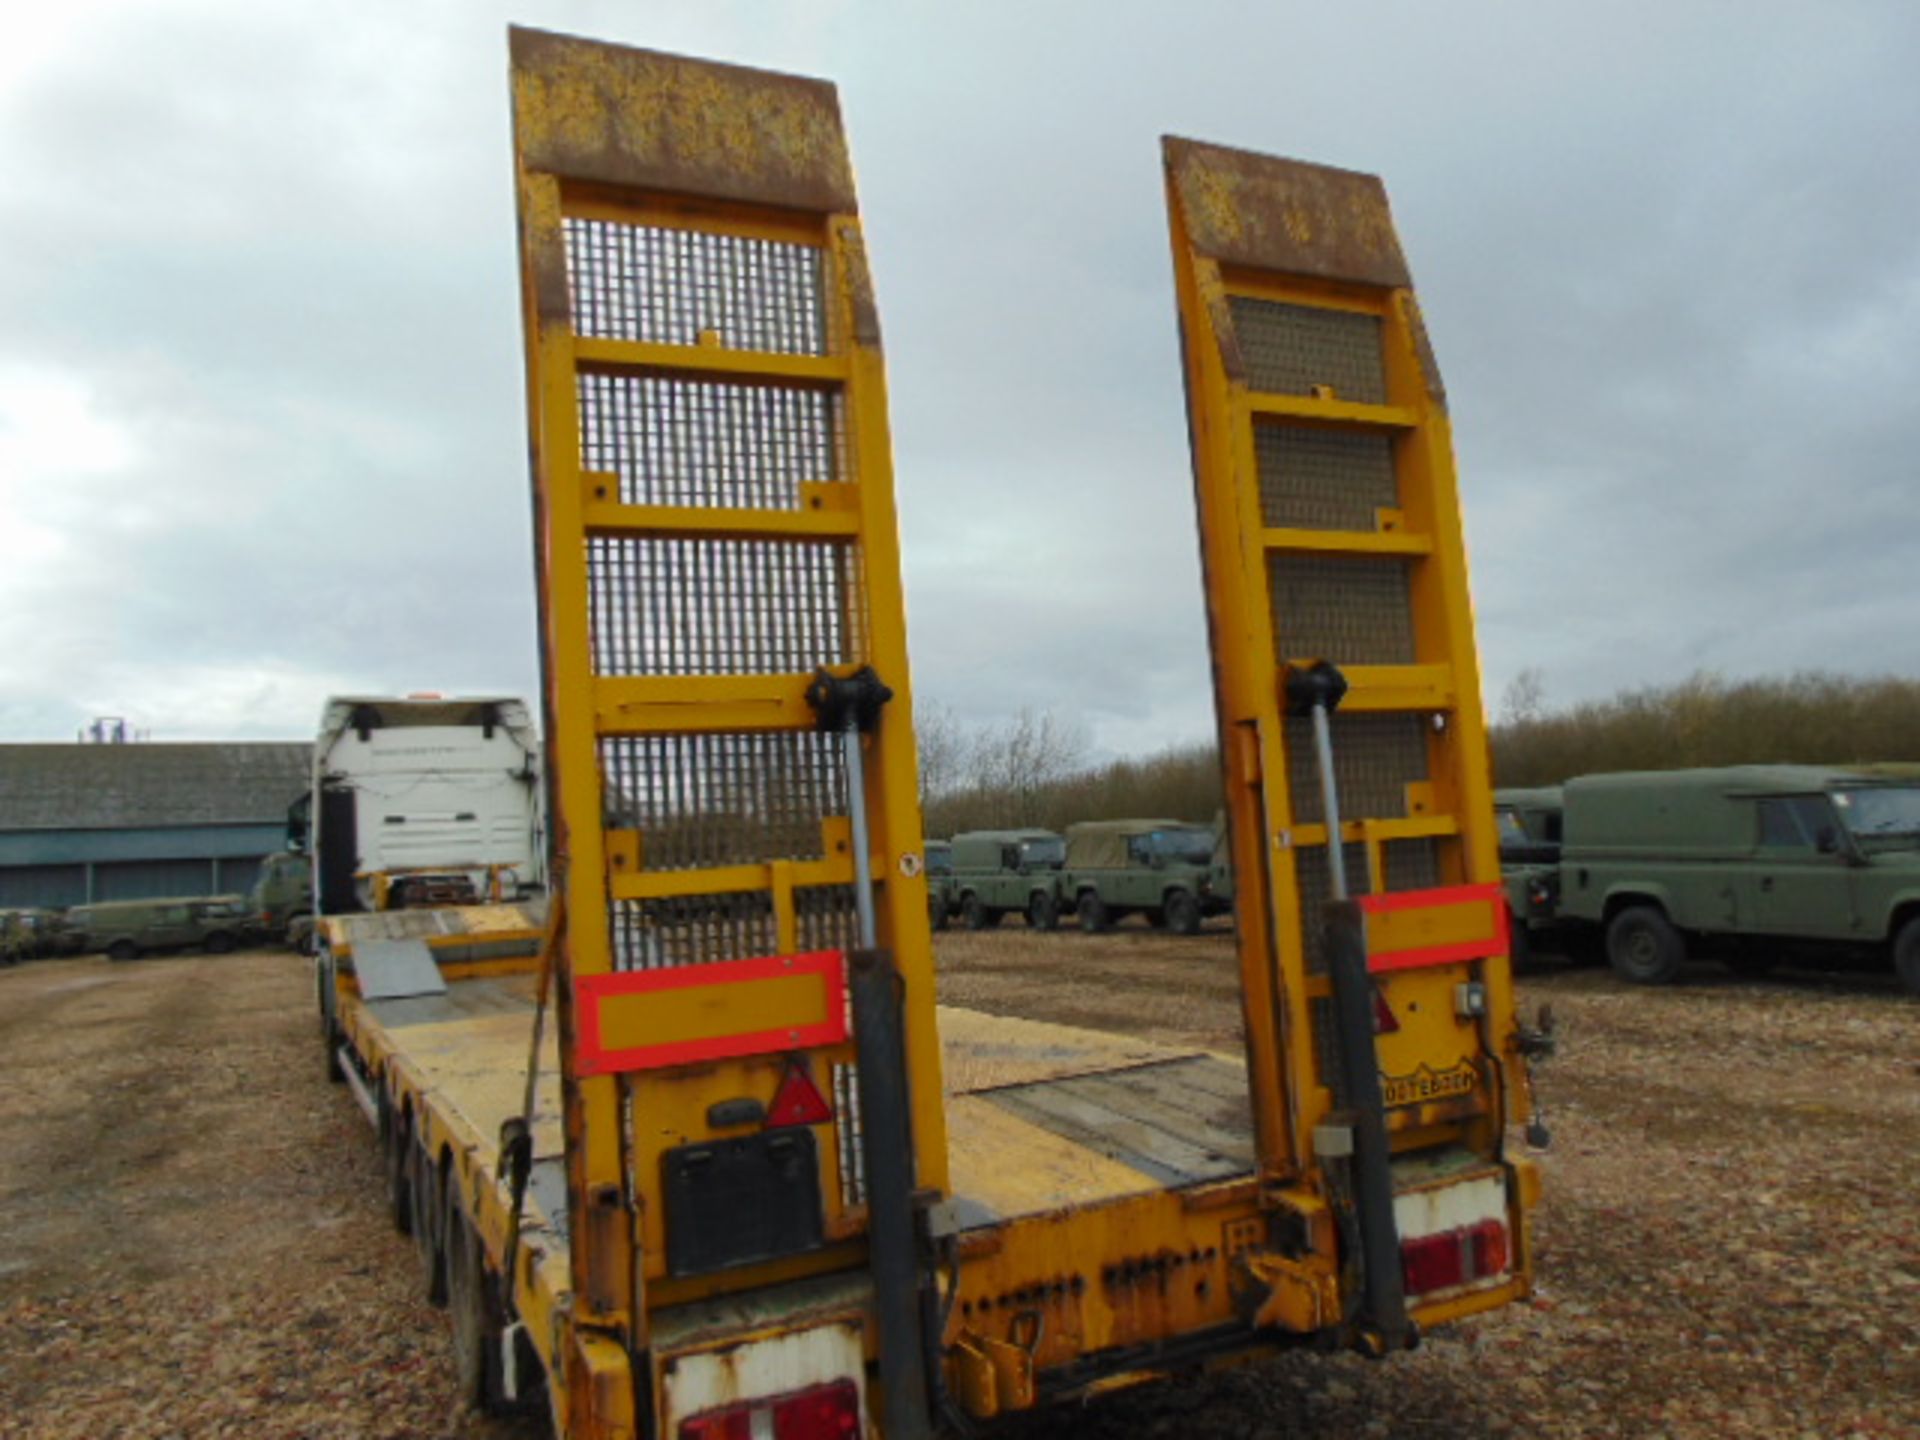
[351,939,447,1000]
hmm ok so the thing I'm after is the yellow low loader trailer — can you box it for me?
[320,29,1543,1440]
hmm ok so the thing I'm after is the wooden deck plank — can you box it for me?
[1055,1063,1255,1170]
[986,1078,1248,1188]
[942,1094,1166,1221]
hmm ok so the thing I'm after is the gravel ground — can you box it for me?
[0,951,543,1440]
[2,935,1915,1437]
[943,923,1920,1438]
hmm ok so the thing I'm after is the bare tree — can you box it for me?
[1500,667,1548,727]
[913,699,965,813]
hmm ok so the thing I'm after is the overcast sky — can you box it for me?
[2,1,1917,757]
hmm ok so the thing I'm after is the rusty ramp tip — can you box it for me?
[1163,135,1410,289]
[509,25,857,215]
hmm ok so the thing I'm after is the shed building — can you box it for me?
[0,743,311,907]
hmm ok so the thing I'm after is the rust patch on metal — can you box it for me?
[1163,137,1410,290]
[510,26,856,215]
[1397,292,1447,407]
[1203,287,1246,386]
[833,218,883,349]
[515,172,573,325]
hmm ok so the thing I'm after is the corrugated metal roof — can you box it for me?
[0,743,312,832]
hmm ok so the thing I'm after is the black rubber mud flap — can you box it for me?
[662,1129,825,1276]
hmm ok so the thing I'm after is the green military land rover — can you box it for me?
[925,839,956,931]
[1557,766,1920,993]
[1058,818,1229,935]
[1495,786,1565,967]
[949,829,1067,930]
[68,895,254,961]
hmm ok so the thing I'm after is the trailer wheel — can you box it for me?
[107,939,138,962]
[1164,889,1201,936]
[928,893,949,931]
[444,1187,527,1415]
[205,930,235,955]
[1893,918,1920,996]
[1027,892,1059,931]
[1076,891,1109,933]
[382,1102,414,1236]
[410,1145,447,1305]
[1606,905,1685,985]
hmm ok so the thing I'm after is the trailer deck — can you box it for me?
[349,969,1258,1269]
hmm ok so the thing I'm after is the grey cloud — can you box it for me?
[3,0,1918,756]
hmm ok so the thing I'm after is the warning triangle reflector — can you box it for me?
[765,1061,834,1128]
[1373,989,1400,1035]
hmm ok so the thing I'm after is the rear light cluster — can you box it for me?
[1401,1219,1509,1297]
[680,1379,861,1440]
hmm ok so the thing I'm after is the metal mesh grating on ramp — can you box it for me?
[1291,842,1367,976]
[1282,713,1429,826]
[1229,298,1387,403]
[1268,554,1415,665]
[832,1062,866,1207]
[599,733,847,871]
[578,373,844,510]
[1311,996,1344,1102]
[610,890,777,971]
[564,217,828,355]
[586,535,865,676]
[1384,837,1442,893]
[1254,424,1399,531]
[796,885,861,953]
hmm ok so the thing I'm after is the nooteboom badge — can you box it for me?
[1381,1061,1477,1108]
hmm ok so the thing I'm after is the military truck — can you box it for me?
[925,838,956,930]
[248,849,314,942]
[1557,765,1920,992]
[67,895,253,961]
[1059,818,1229,935]
[949,827,1067,929]
[1496,787,1565,967]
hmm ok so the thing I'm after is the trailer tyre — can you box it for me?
[1164,889,1201,936]
[410,1145,447,1305]
[1606,905,1685,985]
[1027,891,1059,931]
[444,1189,524,1415]
[205,930,235,955]
[928,893,949,931]
[107,939,138,962]
[1893,917,1920,997]
[382,1103,414,1236]
[1076,891,1109,934]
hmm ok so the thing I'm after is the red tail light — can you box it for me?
[681,1379,861,1440]
[1470,1218,1509,1277]
[772,1382,862,1439]
[1401,1219,1509,1297]
[680,1410,749,1440]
